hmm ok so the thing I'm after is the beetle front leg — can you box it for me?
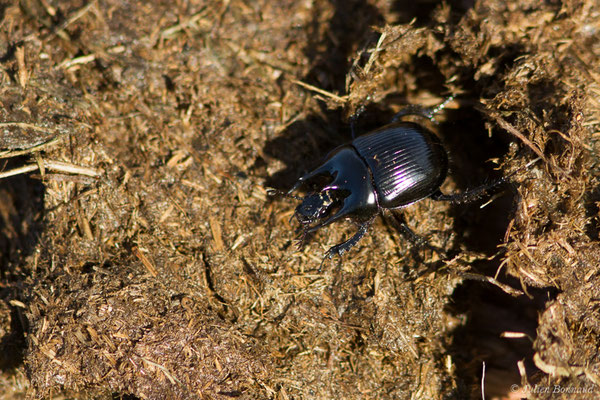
[325,217,375,259]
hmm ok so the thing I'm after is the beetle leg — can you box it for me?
[389,211,447,257]
[391,105,432,122]
[325,217,376,258]
[392,95,455,124]
[349,104,365,139]
[427,95,455,119]
[430,177,508,204]
[390,211,425,246]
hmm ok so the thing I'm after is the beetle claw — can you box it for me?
[324,218,374,259]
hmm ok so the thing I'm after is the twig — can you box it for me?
[44,0,97,41]
[0,136,62,158]
[0,164,38,179]
[363,31,387,75]
[141,357,182,386]
[31,173,97,184]
[0,122,53,132]
[58,54,97,69]
[481,361,486,400]
[486,113,549,164]
[459,272,524,297]
[160,8,209,39]
[0,160,101,179]
[133,247,158,277]
[291,79,347,103]
[501,331,532,341]
[43,160,101,177]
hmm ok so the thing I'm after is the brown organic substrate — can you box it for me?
[1,1,600,399]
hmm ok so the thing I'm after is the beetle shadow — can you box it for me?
[0,158,45,275]
[430,104,516,257]
[262,99,402,189]
[0,157,45,370]
[262,112,348,191]
[263,0,385,190]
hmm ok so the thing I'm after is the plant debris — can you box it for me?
[1,0,599,399]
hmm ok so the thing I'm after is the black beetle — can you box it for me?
[272,100,507,258]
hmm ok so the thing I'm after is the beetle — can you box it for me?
[271,99,507,258]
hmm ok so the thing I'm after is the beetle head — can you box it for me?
[287,146,378,234]
[294,190,337,226]
[292,189,348,249]
[294,190,336,226]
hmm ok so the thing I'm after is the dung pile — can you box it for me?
[0,0,598,399]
